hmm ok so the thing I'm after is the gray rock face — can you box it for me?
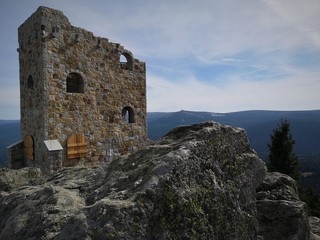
[309,217,320,239]
[257,172,310,240]
[0,122,267,239]
[0,167,43,191]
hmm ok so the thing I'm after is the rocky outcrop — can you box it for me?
[1,121,268,239]
[257,172,310,240]
[309,217,320,239]
[0,167,44,191]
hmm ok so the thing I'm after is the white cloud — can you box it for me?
[147,68,320,112]
[262,0,320,47]
[85,0,319,63]
[0,0,319,119]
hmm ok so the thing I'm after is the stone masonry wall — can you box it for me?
[17,6,147,172]
[18,8,47,168]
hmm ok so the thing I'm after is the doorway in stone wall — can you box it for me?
[65,134,88,166]
[24,135,34,161]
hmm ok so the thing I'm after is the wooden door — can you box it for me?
[25,135,34,161]
[67,134,88,160]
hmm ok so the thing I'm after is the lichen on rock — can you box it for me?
[0,121,267,239]
[0,167,43,191]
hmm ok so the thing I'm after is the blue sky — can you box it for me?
[0,0,319,119]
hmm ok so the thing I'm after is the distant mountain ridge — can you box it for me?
[148,110,320,159]
[0,110,319,167]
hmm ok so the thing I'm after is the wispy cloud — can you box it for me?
[262,0,320,48]
[0,0,319,119]
[147,66,320,112]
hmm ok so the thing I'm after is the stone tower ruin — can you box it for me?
[9,6,147,172]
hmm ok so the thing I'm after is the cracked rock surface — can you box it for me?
[257,172,310,240]
[1,121,268,239]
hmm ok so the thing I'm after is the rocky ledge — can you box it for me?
[257,172,310,240]
[0,121,313,239]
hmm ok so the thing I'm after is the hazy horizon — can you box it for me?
[1,108,320,121]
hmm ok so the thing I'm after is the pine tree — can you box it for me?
[268,119,300,180]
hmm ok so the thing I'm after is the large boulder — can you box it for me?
[0,122,267,239]
[257,172,310,240]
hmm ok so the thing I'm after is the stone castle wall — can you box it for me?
[16,6,147,171]
[18,8,47,168]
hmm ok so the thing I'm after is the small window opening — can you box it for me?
[97,38,101,48]
[66,72,84,93]
[52,26,59,38]
[27,75,34,89]
[120,53,133,70]
[120,55,127,63]
[122,106,135,123]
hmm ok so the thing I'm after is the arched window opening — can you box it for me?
[122,106,135,124]
[66,72,84,93]
[120,53,133,70]
[120,54,127,63]
[67,134,88,160]
[24,135,34,161]
[27,75,34,89]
